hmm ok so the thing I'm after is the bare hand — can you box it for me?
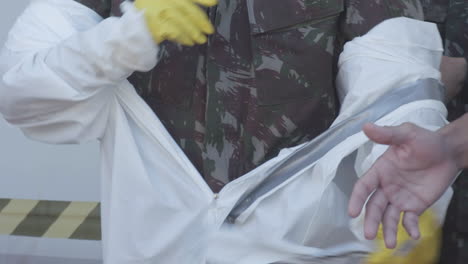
[348,123,459,249]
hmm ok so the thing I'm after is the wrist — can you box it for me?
[439,113,468,170]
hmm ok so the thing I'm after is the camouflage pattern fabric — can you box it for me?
[73,0,424,193]
[422,0,468,117]
[73,0,111,17]
[422,1,468,263]
[444,0,468,60]
[445,0,468,107]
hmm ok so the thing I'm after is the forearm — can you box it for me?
[43,1,158,87]
[439,113,468,169]
[0,1,157,143]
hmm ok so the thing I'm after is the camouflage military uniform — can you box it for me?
[74,0,423,194]
[422,1,468,263]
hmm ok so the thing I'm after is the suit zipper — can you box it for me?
[115,85,215,200]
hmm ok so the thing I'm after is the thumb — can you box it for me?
[363,123,413,146]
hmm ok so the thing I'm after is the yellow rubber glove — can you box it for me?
[366,210,441,264]
[134,0,217,46]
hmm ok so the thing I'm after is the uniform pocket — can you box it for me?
[247,0,344,105]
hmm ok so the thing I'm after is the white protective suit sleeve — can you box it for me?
[0,0,158,143]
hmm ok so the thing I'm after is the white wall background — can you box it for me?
[0,1,100,202]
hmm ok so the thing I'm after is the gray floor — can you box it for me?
[0,254,101,264]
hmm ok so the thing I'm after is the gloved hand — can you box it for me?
[134,0,217,46]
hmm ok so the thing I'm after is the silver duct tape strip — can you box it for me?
[228,78,445,221]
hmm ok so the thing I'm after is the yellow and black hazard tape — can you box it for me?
[0,198,101,240]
